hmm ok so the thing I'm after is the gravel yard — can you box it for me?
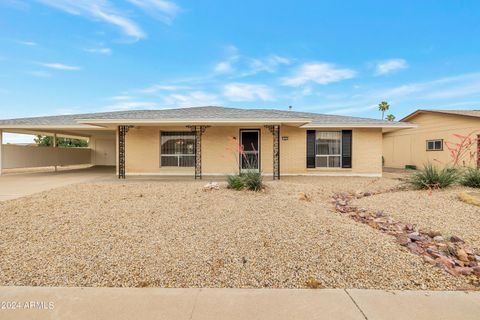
[353,186,480,251]
[0,176,473,290]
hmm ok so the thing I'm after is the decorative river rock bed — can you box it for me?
[332,191,480,288]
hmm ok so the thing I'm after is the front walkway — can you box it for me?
[0,287,478,320]
[0,166,115,201]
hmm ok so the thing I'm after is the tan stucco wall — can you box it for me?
[124,126,383,176]
[383,113,480,168]
[2,145,92,169]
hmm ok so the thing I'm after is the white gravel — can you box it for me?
[0,177,472,289]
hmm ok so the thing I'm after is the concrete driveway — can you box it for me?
[0,166,115,201]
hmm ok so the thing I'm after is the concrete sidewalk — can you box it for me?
[0,287,479,320]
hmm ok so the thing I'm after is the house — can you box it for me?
[0,106,413,178]
[383,109,480,169]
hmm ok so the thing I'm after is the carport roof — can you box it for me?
[0,106,415,129]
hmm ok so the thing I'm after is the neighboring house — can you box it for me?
[383,109,480,169]
[0,106,412,178]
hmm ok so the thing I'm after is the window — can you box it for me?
[426,139,443,151]
[160,132,196,167]
[315,131,342,167]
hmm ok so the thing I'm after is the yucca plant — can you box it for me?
[409,163,458,189]
[460,167,480,188]
[227,175,244,190]
[241,170,264,191]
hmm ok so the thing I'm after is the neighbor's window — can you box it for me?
[160,132,196,167]
[316,131,342,167]
[426,139,443,151]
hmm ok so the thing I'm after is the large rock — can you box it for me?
[435,256,455,269]
[396,233,410,246]
[407,232,422,242]
[456,249,469,262]
[407,242,424,255]
[433,236,444,242]
[450,235,464,243]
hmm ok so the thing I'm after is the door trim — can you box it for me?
[239,129,261,173]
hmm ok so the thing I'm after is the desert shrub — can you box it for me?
[241,170,264,191]
[409,163,458,189]
[460,168,480,188]
[227,175,244,190]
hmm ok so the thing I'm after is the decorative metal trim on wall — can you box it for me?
[118,125,132,179]
[265,125,281,180]
[186,125,210,179]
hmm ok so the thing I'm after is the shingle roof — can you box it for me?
[401,109,480,121]
[0,106,412,128]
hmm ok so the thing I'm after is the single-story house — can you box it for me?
[383,109,480,169]
[0,106,413,178]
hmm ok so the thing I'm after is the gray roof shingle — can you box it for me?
[0,106,411,127]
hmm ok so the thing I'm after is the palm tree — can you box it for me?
[378,101,390,120]
[386,114,396,121]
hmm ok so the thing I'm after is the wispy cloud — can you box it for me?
[163,91,220,107]
[36,0,147,39]
[214,61,234,74]
[282,62,356,86]
[110,95,132,100]
[41,62,81,71]
[140,84,190,93]
[104,101,157,111]
[223,83,274,101]
[243,55,290,76]
[375,58,408,75]
[26,70,51,77]
[84,47,112,55]
[126,0,180,24]
[17,40,37,46]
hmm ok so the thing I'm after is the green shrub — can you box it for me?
[227,175,244,190]
[460,168,480,188]
[409,163,458,189]
[241,170,264,191]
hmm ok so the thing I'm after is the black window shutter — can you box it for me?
[342,130,352,168]
[306,130,316,168]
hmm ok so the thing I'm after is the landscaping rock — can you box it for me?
[407,232,422,242]
[456,249,469,262]
[433,236,444,242]
[450,236,464,243]
[423,255,436,266]
[407,242,424,255]
[297,192,310,201]
[427,230,442,238]
[203,182,220,191]
[396,233,410,246]
[435,256,455,269]
[455,267,473,276]
[473,266,480,275]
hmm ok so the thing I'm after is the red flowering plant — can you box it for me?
[223,136,263,191]
[443,131,479,168]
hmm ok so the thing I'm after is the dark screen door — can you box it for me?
[240,130,260,171]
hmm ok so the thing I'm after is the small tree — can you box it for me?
[386,114,396,121]
[378,101,390,120]
[34,135,88,147]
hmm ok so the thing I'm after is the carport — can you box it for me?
[0,113,117,176]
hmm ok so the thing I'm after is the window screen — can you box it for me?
[315,131,342,168]
[426,139,443,151]
[160,132,196,167]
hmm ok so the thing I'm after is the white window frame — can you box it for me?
[315,131,342,168]
[426,139,443,151]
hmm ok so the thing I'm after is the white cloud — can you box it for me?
[126,0,180,24]
[163,91,220,107]
[18,40,37,46]
[41,62,80,71]
[327,104,378,115]
[105,101,157,111]
[375,59,408,75]
[84,47,112,55]
[140,84,189,93]
[223,83,274,102]
[282,62,356,86]
[214,61,234,74]
[110,95,132,100]
[37,0,147,39]
[26,70,51,77]
[245,55,290,76]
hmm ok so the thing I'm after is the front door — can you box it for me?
[240,130,260,172]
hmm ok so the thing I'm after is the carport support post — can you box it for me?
[53,133,57,172]
[0,129,3,176]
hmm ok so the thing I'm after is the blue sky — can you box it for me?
[1,1,480,142]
